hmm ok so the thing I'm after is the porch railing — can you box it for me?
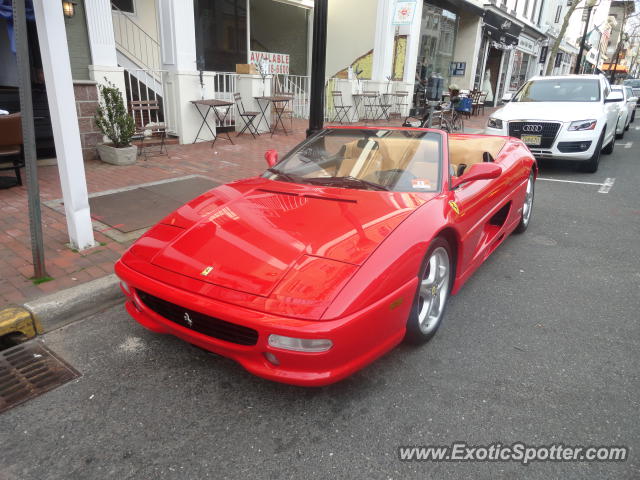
[211,72,239,128]
[111,4,160,71]
[123,69,171,133]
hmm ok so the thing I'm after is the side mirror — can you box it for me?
[265,149,278,167]
[605,92,624,103]
[450,162,502,189]
[501,92,513,103]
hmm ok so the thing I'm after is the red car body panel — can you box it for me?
[115,127,536,386]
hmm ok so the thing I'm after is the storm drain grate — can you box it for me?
[0,342,80,414]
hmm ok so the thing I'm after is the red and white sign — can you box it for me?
[393,1,417,25]
[250,51,290,75]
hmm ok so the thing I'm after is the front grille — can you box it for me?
[508,122,561,148]
[137,290,258,346]
[557,141,592,153]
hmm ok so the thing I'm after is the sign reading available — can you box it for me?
[250,51,290,74]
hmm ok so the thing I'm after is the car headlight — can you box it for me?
[487,117,503,129]
[568,119,597,131]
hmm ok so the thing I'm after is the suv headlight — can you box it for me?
[487,117,503,129]
[568,119,597,131]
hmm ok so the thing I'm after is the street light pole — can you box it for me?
[306,0,328,137]
[13,0,47,279]
[574,2,596,74]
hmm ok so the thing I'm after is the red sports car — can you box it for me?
[115,126,536,386]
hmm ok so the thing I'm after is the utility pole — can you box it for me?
[13,0,47,279]
[307,0,328,137]
[574,0,597,74]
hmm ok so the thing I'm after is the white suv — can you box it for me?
[485,75,622,173]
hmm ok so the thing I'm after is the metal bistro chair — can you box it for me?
[272,92,295,131]
[0,113,25,188]
[330,91,352,123]
[393,91,410,117]
[130,100,167,159]
[362,90,380,122]
[474,91,488,116]
[233,93,260,138]
[470,90,483,117]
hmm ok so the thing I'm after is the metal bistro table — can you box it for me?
[254,96,292,136]
[190,99,234,147]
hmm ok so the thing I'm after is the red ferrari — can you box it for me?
[115,126,536,386]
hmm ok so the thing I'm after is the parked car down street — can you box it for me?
[611,84,637,138]
[485,75,622,173]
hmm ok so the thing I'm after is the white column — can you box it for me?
[404,0,423,84]
[33,0,95,250]
[84,0,126,104]
[158,0,197,71]
[157,0,204,144]
[371,0,396,82]
[84,0,118,66]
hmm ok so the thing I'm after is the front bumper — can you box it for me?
[115,260,413,386]
[485,124,600,161]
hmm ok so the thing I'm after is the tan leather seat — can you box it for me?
[449,135,506,176]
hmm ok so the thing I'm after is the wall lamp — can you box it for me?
[62,1,77,18]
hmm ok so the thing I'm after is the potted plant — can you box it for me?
[95,81,137,165]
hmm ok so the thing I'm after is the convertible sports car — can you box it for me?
[115,126,537,386]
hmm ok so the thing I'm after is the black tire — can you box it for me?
[631,110,636,123]
[580,130,604,173]
[625,120,630,131]
[616,130,624,139]
[405,237,453,345]
[602,130,615,155]
[514,172,535,233]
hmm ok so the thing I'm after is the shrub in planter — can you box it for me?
[95,81,137,165]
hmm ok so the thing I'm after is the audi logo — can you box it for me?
[522,124,543,133]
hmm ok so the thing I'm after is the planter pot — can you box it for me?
[96,143,137,166]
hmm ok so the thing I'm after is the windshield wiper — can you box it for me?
[265,167,299,183]
[305,176,390,191]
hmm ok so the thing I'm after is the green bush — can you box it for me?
[95,81,135,148]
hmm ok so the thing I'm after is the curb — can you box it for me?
[16,274,123,334]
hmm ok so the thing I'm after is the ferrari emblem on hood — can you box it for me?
[201,266,214,276]
[449,201,460,215]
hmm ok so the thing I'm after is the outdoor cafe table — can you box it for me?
[190,99,234,147]
[254,96,292,136]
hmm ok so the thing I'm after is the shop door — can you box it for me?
[483,48,502,106]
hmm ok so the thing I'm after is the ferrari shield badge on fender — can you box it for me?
[448,201,460,215]
[201,266,214,276]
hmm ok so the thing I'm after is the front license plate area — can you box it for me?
[521,134,542,146]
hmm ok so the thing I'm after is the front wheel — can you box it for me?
[580,130,604,173]
[405,238,452,344]
[514,172,535,233]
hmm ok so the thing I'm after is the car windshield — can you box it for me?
[263,129,442,192]
[512,79,601,102]
[623,79,640,88]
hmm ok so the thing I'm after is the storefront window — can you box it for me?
[250,0,309,76]
[415,4,458,101]
[509,49,532,91]
[194,0,247,72]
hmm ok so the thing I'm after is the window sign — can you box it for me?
[450,62,466,76]
[249,51,290,74]
[393,1,417,25]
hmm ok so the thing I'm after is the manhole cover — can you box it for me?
[0,342,80,414]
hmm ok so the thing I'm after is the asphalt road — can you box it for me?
[2,124,640,480]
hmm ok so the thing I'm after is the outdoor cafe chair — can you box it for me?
[331,91,352,123]
[130,100,167,159]
[233,93,260,138]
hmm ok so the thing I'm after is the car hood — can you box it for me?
[145,179,432,298]
[494,101,604,122]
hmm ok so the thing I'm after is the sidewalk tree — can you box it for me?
[545,0,587,76]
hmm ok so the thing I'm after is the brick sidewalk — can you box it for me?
[0,109,494,306]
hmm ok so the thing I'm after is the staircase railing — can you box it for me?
[111,3,160,71]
